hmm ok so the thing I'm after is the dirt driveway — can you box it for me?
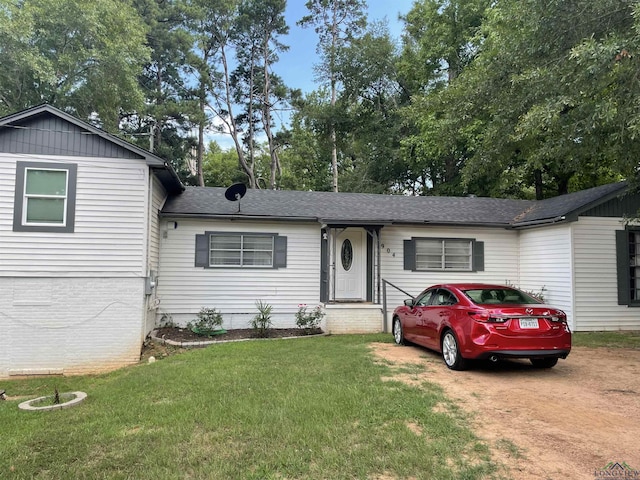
[371,343,640,480]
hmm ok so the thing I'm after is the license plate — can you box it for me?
[519,318,539,329]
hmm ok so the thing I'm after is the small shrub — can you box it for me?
[251,300,273,337]
[187,307,224,336]
[505,280,546,302]
[295,304,325,332]
[158,312,175,328]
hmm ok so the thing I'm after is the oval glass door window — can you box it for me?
[341,239,353,271]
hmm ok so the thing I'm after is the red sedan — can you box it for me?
[392,283,571,370]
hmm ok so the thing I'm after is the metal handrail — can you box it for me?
[381,279,414,333]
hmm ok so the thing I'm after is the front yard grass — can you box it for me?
[0,334,494,480]
[572,330,640,349]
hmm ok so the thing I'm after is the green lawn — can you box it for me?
[0,335,494,480]
[572,330,640,349]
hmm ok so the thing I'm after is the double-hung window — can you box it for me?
[404,237,484,272]
[13,161,77,232]
[416,238,472,271]
[210,234,274,267]
[195,231,287,269]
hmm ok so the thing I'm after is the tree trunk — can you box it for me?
[219,43,256,188]
[196,78,206,187]
[534,169,543,200]
[330,10,339,192]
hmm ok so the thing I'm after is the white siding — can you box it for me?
[573,216,640,330]
[143,176,167,335]
[0,153,154,377]
[518,224,574,328]
[379,226,520,329]
[148,176,167,271]
[0,153,149,277]
[156,219,322,329]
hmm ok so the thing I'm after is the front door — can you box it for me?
[335,229,366,301]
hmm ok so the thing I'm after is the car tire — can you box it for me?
[392,317,406,345]
[441,330,468,371]
[393,317,407,345]
[530,357,558,368]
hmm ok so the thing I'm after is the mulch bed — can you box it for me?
[153,326,324,343]
[141,327,325,362]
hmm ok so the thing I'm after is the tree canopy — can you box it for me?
[0,0,638,199]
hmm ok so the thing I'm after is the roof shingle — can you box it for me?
[161,183,630,227]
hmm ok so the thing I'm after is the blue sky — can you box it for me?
[278,0,415,94]
[210,0,415,149]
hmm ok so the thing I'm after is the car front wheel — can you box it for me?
[393,317,405,345]
[441,330,468,371]
[530,357,558,368]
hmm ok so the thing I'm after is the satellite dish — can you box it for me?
[224,183,247,212]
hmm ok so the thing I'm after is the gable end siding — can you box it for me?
[581,193,640,218]
[0,115,142,159]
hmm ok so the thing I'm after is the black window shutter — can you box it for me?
[616,230,630,305]
[472,240,485,272]
[320,231,329,302]
[274,235,287,268]
[404,239,416,271]
[195,234,209,268]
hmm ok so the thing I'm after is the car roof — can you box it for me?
[429,283,516,290]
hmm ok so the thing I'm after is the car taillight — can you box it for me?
[550,312,567,323]
[468,311,508,323]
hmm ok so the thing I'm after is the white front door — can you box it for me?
[335,229,366,301]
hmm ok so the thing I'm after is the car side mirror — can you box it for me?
[404,298,414,307]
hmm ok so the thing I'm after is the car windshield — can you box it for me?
[463,288,542,305]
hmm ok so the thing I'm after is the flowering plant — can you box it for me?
[295,304,325,331]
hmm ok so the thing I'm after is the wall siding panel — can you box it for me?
[518,225,574,328]
[143,177,167,335]
[0,154,148,276]
[573,216,640,330]
[156,219,322,329]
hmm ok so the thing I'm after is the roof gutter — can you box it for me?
[151,163,184,193]
[160,213,321,223]
[511,215,567,229]
[390,220,512,229]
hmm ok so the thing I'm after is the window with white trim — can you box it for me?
[210,233,274,267]
[404,237,484,272]
[13,161,77,232]
[23,168,68,225]
[416,238,472,271]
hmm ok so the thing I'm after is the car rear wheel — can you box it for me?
[530,357,558,368]
[393,317,405,345]
[441,330,468,371]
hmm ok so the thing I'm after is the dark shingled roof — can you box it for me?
[161,181,629,228]
[512,181,628,226]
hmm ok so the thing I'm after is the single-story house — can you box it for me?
[1,105,639,378]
